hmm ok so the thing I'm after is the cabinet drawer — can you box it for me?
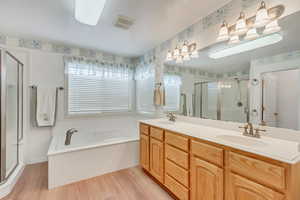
[165,144,189,169]
[229,152,286,190]
[140,124,149,135]
[165,159,189,187]
[165,131,189,151]
[150,127,164,141]
[191,140,224,167]
[165,174,189,200]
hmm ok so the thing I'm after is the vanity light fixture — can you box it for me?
[254,1,270,28]
[215,2,284,54]
[209,33,283,59]
[182,41,189,54]
[75,0,107,26]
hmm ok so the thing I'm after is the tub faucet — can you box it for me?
[65,128,78,145]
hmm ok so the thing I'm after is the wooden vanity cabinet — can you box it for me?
[139,123,300,200]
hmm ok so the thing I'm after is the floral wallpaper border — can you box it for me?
[0,34,134,65]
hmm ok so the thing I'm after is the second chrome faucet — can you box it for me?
[239,122,266,138]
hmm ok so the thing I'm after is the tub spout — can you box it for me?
[65,128,78,145]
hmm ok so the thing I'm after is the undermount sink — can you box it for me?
[157,120,176,125]
[215,134,267,147]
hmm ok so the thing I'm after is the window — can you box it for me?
[65,58,133,115]
[135,64,155,113]
[164,74,182,112]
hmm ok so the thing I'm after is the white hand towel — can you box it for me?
[36,87,57,127]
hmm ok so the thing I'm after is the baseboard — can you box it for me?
[26,156,48,165]
[0,163,25,199]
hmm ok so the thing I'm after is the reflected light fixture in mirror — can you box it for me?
[235,12,248,35]
[229,32,240,44]
[209,33,282,59]
[254,1,270,28]
[182,41,189,54]
[75,0,107,26]
[166,50,173,61]
[176,55,183,63]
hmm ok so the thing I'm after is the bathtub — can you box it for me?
[47,129,139,189]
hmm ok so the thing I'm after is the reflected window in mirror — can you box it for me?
[163,74,182,112]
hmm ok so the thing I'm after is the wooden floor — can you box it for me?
[3,163,173,200]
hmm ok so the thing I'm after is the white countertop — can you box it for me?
[140,118,300,164]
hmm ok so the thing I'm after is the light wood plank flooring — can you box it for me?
[3,162,173,200]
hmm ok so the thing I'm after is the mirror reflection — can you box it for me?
[163,11,300,130]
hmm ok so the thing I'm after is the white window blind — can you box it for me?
[66,59,133,114]
[164,74,182,112]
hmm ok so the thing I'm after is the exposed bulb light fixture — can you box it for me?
[217,21,229,42]
[263,19,281,35]
[245,28,259,40]
[209,33,282,59]
[75,0,107,26]
[254,1,270,28]
[235,12,248,35]
[165,41,198,63]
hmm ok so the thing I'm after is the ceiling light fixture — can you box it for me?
[209,33,282,59]
[75,0,107,26]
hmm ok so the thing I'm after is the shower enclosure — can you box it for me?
[194,79,249,123]
[0,49,23,183]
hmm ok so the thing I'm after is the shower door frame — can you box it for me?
[0,49,24,182]
[194,79,249,121]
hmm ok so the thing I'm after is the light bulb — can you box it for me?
[173,46,180,57]
[176,56,183,64]
[254,1,270,28]
[183,53,190,61]
[166,50,173,61]
[182,41,189,53]
[245,28,259,40]
[229,34,240,44]
[263,19,281,35]
[217,21,229,42]
[235,12,248,35]
[191,49,199,58]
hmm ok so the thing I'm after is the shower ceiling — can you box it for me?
[0,0,230,57]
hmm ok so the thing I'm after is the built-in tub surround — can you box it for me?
[47,129,139,189]
[140,117,300,200]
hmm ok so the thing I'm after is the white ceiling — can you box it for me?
[0,0,230,57]
[166,11,300,74]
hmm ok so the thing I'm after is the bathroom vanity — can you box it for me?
[139,119,300,200]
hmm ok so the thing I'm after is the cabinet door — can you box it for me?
[228,173,285,200]
[191,156,223,200]
[150,138,164,183]
[140,134,149,170]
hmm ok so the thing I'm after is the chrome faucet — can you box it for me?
[239,122,266,138]
[65,128,78,145]
[167,112,176,122]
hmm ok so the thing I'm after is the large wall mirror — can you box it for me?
[163,11,300,131]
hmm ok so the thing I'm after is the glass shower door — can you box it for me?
[201,82,219,120]
[1,51,22,181]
